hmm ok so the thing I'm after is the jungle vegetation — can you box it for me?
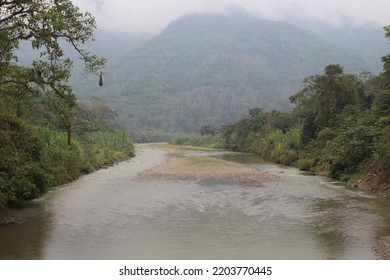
[172,26,390,191]
[0,1,134,216]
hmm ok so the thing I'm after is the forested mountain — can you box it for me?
[76,12,375,133]
[288,18,388,71]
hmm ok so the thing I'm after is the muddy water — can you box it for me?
[1,148,390,259]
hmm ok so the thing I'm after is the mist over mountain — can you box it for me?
[74,12,377,133]
[287,17,387,71]
[89,30,152,59]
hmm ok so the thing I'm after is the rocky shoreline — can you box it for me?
[374,235,390,260]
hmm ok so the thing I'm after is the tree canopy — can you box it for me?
[0,0,106,144]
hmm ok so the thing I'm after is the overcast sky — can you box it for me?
[72,0,390,34]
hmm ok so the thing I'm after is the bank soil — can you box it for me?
[374,235,390,260]
[137,144,277,184]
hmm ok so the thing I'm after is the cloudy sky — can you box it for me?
[72,0,390,34]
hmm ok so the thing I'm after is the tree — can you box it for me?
[0,0,106,144]
[291,64,362,143]
[200,124,216,136]
[74,97,118,134]
[382,25,390,82]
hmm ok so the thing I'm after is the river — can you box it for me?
[1,147,390,259]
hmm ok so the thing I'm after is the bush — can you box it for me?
[170,134,224,149]
[0,117,50,207]
[252,129,300,165]
[0,182,9,218]
[37,127,84,185]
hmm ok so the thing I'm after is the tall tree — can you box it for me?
[382,25,390,82]
[292,64,362,143]
[0,0,106,144]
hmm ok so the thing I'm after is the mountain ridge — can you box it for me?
[75,12,375,133]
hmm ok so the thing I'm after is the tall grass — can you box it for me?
[1,123,135,209]
[80,131,135,172]
[81,131,134,152]
[37,127,83,185]
[253,128,301,165]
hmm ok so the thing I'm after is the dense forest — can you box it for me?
[77,12,375,134]
[172,26,390,193]
[0,1,134,218]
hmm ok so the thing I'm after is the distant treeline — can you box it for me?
[171,26,390,191]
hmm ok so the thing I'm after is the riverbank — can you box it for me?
[138,143,390,260]
[349,171,390,198]
[0,131,136,225]
[2,143,390,259]
[137,143,277,184]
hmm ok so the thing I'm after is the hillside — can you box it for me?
[76,12,374,133]
[288,17,387,71]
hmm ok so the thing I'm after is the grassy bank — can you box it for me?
[0,116,134,213]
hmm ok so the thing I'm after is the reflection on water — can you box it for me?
[0,203,52,259]
[308,198,349,260]
[1,149,390,259]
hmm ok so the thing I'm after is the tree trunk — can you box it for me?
[66,125,72,145]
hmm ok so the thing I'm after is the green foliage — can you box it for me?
[294,65,364,144]
[0,117,50,207]
[170,135,224,149]
[373,126,390,177]
[0,190,7,218]
[80,131,135,171]
[36,127,83,185]
[253,128,301,165]
[0,0,106,145]
[373,90,390,116]
[200,124,216,136]
[0,120,135,209]
[382,25,390,80]
[217,61,390,184]
[81,13,373,133]
[0,2,133,215]
[130,130,175,143]
[0,95,134,209]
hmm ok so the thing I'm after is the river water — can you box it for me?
[1,148,390,260]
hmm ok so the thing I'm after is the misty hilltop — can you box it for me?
[78,12,375,133]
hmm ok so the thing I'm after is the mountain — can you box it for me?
[287,17,387,72]
[82,29,152,60]
[75,12,375,133]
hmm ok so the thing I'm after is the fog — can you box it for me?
[73,0,390,34]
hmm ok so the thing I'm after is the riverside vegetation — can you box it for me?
[0,1,134,220]
[171,26,390,194]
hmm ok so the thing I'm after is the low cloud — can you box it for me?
[73,0,390,34]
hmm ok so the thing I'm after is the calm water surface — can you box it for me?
[1,148,390,259]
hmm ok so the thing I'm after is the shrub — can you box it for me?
[0,117,50,207]
[37,127,83,185]
[170,134,224,149]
